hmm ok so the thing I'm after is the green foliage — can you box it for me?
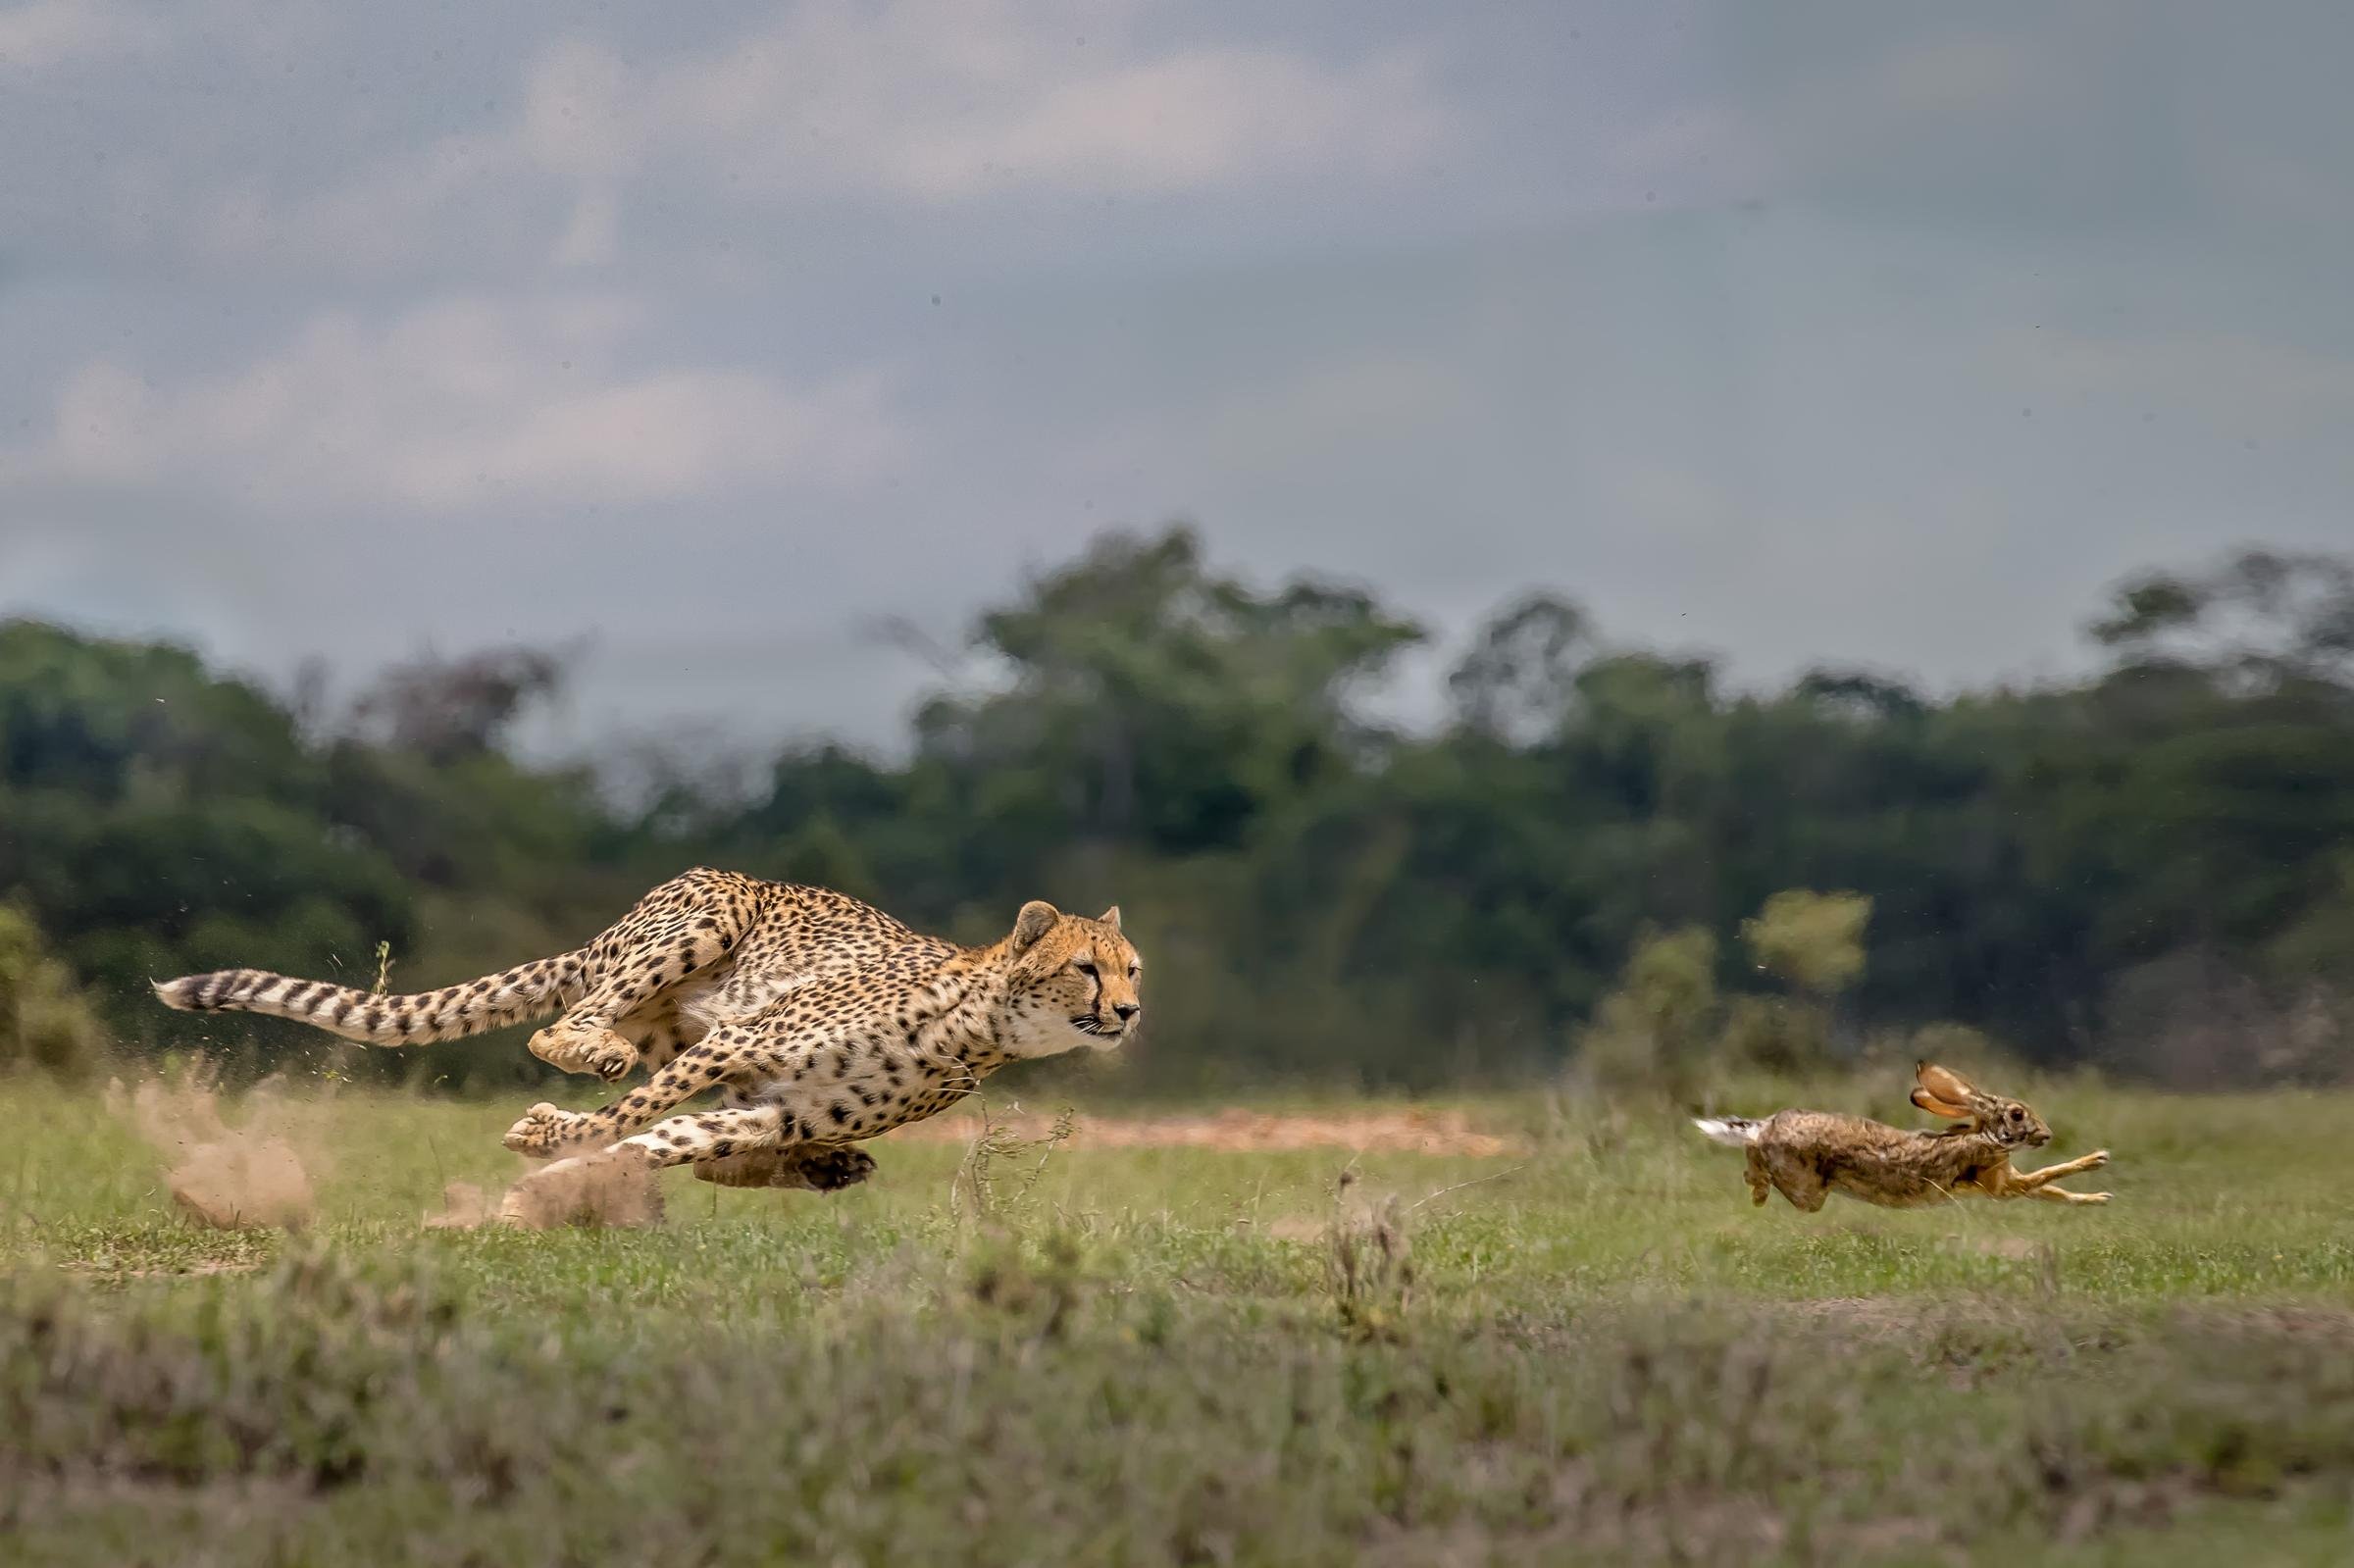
[1740,889,1871,996]
[1579,926,1721,1102]
[1715,993,1829,1077]
[915,526,1423,856]
[4,533,2352,1091]
[0,902,106,1077]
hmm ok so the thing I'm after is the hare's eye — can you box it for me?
[2008,1108,2024,1122]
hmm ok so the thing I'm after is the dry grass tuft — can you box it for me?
[950,1102,1075,1224]
[1323,1169,1414,1340]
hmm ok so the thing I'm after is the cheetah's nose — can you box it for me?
[1113,1002,1140,1023]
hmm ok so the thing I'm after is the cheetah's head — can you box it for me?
[998,900,1143,1057]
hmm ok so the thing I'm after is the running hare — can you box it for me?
[1693,1062,2112,1211]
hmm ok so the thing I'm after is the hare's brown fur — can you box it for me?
[1699,1062,2112,1212]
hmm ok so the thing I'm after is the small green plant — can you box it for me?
[963,1225,1092,1340]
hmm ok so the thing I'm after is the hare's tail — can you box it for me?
[1691,1115,1766,1149]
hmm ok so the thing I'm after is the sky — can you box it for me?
[3,0,2350,756]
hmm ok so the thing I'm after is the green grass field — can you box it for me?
[5,1069,2353,1565]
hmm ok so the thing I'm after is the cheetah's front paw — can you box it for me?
[504,1101,590,1157]
[2083,1149,2112,1169]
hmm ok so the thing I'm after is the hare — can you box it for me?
[1692,1062,2112,1211]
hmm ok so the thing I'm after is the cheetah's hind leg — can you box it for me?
[692,1144,877,1191]
[527,1018,640,1083]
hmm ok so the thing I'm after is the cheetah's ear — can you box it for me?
[1099,905,1121,933]
[1010,900,1061,950]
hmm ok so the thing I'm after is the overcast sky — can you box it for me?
[4,0,2350,754]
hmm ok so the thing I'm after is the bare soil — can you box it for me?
[887,1104,1522,1157]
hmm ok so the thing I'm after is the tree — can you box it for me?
[1448,592,1592,742]
[918,526,1423,855]
[2088,547,2354,694]
[347,642,578,765]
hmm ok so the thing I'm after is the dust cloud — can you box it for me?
[105,1069,320,1231]
[420,1147,667,1232]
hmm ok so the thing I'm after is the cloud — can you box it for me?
[8,294,906,513]
[628,0,1448,201]
[1187,356,1474,475]
[0,0,159,69]
[1992,328,2354,441]
[1715,6,2354,234]
[180,0,1451,272]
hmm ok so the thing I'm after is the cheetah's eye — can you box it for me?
[1128,963,1141,980]
[1075,960,1098,978]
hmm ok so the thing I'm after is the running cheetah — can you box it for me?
[154,868,1143,1193]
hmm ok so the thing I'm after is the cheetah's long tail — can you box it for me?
[152,952,586,1046]
[1691,1115,1766,1149]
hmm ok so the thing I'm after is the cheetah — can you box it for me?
[153,869,1143,1194]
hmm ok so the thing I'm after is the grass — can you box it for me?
[4,1069,2354,1565]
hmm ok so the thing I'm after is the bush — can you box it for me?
[1576,925,1719,1102]
[0,902,106,1078]
[1739,889,1870,997]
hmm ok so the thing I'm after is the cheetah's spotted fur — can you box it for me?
[155,869,1144,1197]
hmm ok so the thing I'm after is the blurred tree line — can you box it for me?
[2,530,2349,1092]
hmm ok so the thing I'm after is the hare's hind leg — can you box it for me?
[1744,1147,1771,1206]
[1758,1148,1828,1211]
[1776,1177,1830,1212]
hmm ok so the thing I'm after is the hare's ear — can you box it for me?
[1916,1061,1979,1108]
[1911,1086,1971,1121]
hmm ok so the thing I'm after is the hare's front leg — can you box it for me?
[2026,1184,2111,1205]
[2015,1149,2108,1187]
[2003,1150,2112,1204]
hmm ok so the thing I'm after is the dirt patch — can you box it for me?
[888,1106,1522,1157]
[105,1071,320,1232]
[1260,1216,1327,1242]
